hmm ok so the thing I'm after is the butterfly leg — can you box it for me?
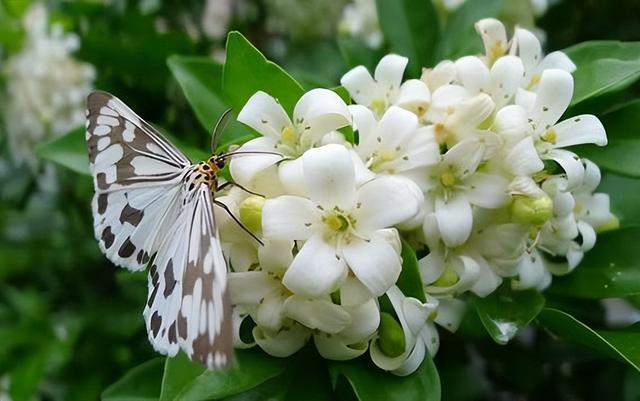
[217,181,264,198]
[213,199,264,246]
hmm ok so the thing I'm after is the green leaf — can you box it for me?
[167,55,226,132]
[435,0,503,60]
[35,127,90,175]
[472,284,545,345]
[159,349,286,401]
[223,31,304,115]
[330,356,440,401]
[396,240,426,302]
[574,99,640,177]
[565,41,640,106]
[374,0,439,77]
[538,308,640,372]
[9,351,47,401]
[599,173,640,227]
[101,358,165,401]
[337,36,385,71]
[548,227,640,299]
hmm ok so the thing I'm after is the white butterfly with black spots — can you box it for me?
[86,91,234,369]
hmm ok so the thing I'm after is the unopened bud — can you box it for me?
[511,194,553,225]
[239,195,265,234]
[378,312,406,357]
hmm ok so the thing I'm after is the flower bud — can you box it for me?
[239,195,265,234]
[378,312,406,357]
[511,194,553,225]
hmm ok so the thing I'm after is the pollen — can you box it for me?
[369,98,386,116]
[440,171,457,188]
[379,149,396,162]
[542,128,557,144]
[529,73,541,88]
[325,214,349,232]
[281,126,298,144]
[489,41,505,64]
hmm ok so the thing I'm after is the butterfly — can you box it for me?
[85,91,266,369]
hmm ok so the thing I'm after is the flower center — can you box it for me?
[369,98,387,116]
[529,73,541,89]
[324,213,350,232]
[542,128,557,144]
[281,126,298,145]
[439,171,457,188]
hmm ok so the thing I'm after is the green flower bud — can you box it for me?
[511,194,553,225]
[239,195,265,234]
[378,312,406,357]
[433,265,459,287]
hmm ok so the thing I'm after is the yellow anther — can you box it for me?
[543,128,557,144]
[440,171,457,188]
[379,149,396,162]
[281,126,298,144]
[325,214,349,232]
[489,41,505,64]
[369,98,387,116]
[529,73,541,88]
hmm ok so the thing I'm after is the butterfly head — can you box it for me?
[206,155,226,172]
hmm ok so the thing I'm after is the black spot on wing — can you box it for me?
[97,194,108,215]
[118,237,136,258]
[120,204,144,226]
[101,226,115,249]
[148,285,159,308]
[168,322,178,344]
[150,311,162,337]
[163,259,177,297]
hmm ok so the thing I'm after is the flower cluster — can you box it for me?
[218,18,613,375]
[2,3,95,169]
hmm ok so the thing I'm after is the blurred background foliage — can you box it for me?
[0,0,639,401]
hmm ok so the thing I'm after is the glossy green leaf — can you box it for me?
[101,358,164,401]
[9,351,47,401]
[565,41,640,106]
[574,99,640,177]
[374,0,439,77]
[396,240,426,303]
[538,308,640,372]
[599,173,640,227]
[548,228,640,299]
[330,356,440,401]
[159,349,286,401]
[223,31,304,115]
[167,55,226,132]
[472,284,545,344]
[435,0,503,60]
[35,127,90,175]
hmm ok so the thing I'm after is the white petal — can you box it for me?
[390,339,426,376]
[303,144,356,210]
[421,60,456,91]
[258,240,294,275]
[465,173,509,208]
[434,297,466,332]
[237,91,292,139]
[256,292,287,331]
[340,275,374,307]
[455,56,491,94]
[374,54,408,90]
[443,139,484,178]
[278,158,307,197]
[355,176,423,232]
[418,248,445,285]
[262,195,318,241]
[516,250,549,290]
[576,220,596,252]
[349,104,377,143]
[343,231,402,296]
[469,256,502,297]
[490,56,525,108]
[493,105,529,144]
[228,242,258,272]
[531,69,574,134]
[581,159,602,193]
[340,298,381,343]
[539,51,576,74]
[228,271,278,305]
[314,333,369,360]
[513,28,542,80]
[283,233,348,297]
[361,106,419,154]
[283,295,351,334]
[402,297,437,335]
[230,137,282,187]
[341,66,377,106]
[446,93,495,134]
[294,88,351,142]
[253,324,310,358]
[552,114,607,148]
[435,194,473,247]
[232,308,255,348]
[545,149,585,190]
[515,88,537,113]
[475,18,507,59]
[504,136,544,176]
[396,79,431,115]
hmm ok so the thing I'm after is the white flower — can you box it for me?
[201,0,232,40]
[339,0,383,48]
[230,88,351,191]
[341,54,431,118]
[262,144,423,297]
[3,3,95,168]
[350,105,440,175]
[453,55,524,108]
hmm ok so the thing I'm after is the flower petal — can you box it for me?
[237,91,292,139]
[465,172,509,208]
[434,297,466,332]
[293,88,351,143]
[544,149,585,190]
[303,144,356,210]
[258,239,294,275]
[349,104,377,143]
[475,18,508,59]
[230,136,282,187]
[283,233,348,297]
[455,56,491,94]
[228,271,278,305]
[256,292,287,331]
[374,54,408,90]
[418,248,445,285]
[262,195,318,241]
[435,194,473,247]
[340,275,374,307]
[470,255,502,297]
[490,55,524,108]
[552,114,607,148]
[493,105,529,144]
[315,334,369,361]
[355,176,423,232]
[530,69,574,134]
[278,158,307,197]
[343,230,402,297]
[539,51,576,74]
[421,60,456,91]
[504,136,544,176]
[512,28,542,80]
[341,66,377,106]
[283,295,351,334]
[253,323,310,358]
[340,298,381,343]
[396,79,431,116]
[443,139,484,178]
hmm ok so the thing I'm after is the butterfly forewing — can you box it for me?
[86,91,232,369]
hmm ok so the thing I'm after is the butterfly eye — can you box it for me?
[216,159,225,169]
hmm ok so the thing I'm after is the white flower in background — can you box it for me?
[339,0,383,48]
[350,105,440,175]
[229,88,351,193]
[3,3,95,168]
[341,54,431,118]
[201,0,232,40]
[262,144,422,298]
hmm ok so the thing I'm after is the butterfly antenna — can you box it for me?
[211,108,234,153]
[218,150,284,159]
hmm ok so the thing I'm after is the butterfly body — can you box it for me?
[86,91,232,369]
